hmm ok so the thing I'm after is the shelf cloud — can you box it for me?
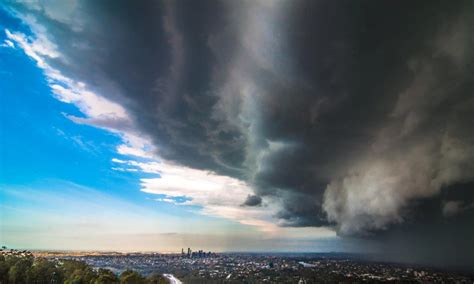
[5,0,474,266]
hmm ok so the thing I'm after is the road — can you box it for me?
[163,273,182,284]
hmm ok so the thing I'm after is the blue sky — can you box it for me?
[0,5,339,252]
[0,8,169,212]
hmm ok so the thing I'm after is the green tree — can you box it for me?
[0,252,153,284]
[146,274,168,284]
[63,260,97,284]
[0,255,9,284]
[94,268,118,284]
[27,258,64,284]
[119,270,145,284]
[8,256,33,284]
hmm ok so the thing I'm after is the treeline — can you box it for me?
[0,251,167,284]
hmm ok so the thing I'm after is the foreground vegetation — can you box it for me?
[0,250,167,284]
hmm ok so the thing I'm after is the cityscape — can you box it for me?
[21,248,473,283]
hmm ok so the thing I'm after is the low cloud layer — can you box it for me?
[3,0,474,264]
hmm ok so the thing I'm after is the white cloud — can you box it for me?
[50,84,128,119]
[110,157,335,237]
[117,145,151,159]
[5,27,129,126]
[1,39,14,48]
[5,29,48,67]
[5,24,148,162]
[111,158,127,164]
[111,158,277,230]
[111,167,138,172]
[114,133,157,159]
[155,197,181,205]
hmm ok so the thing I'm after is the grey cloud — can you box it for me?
[322,14,474,235]
[367,183,474,269]
[442,200,474,218]
[442,200,464,217]
[241,194,262,207]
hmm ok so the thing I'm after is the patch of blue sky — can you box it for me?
[153,194,193,205]
[0,7,217,222]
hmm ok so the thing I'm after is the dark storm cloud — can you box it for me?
[365,183,474,269]
[8,0,474,261]
[241,194,262,207]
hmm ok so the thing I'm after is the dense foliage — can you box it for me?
[0,251,167,284]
